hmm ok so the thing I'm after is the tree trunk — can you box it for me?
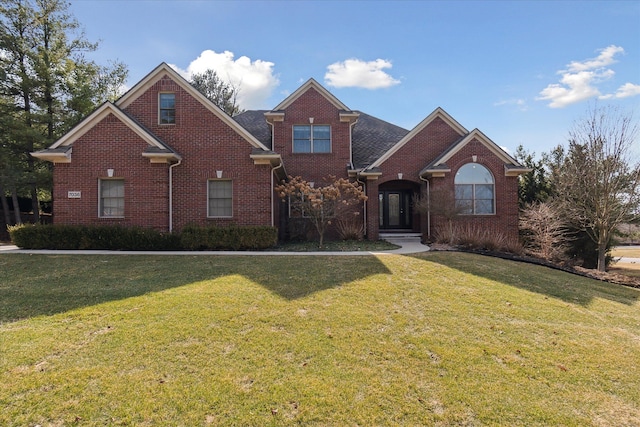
[0,183,12,226]
[30,180,40,223]
[597,232,608,272]
[10,186,22,225]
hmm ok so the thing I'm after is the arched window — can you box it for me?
[454,163,494,215]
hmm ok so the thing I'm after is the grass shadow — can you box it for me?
[410,251,640,307]
[0,254,392,323]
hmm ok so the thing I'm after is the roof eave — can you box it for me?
[141,152,182,164]
[505,166,533,176]
[31,149,72,163]
[420,168,451,179]
[250,152,283,166]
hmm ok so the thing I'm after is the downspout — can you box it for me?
[266,117,285,228]
[419,175,430,239]
[271,159,284,227]
[356,175,367,238]
[169,160,182,233]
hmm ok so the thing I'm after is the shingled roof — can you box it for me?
[233,110,272,149]
[233,109,409,169]
[351,111,409,169]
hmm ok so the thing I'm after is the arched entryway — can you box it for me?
[378,180,420,231]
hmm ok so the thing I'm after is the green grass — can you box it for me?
[1,252,639,426]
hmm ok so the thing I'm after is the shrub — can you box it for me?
[10,224,181,251]
[435,223,522,254]
[180,224,277,250]
[519,202,570,262]
[336,216,364,241]
[8,224,288,251]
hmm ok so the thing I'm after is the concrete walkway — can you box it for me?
[0,238,430,256]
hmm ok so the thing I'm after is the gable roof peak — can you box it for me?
[367,106,468,169]
[114,62,270,151]
[273,78,351,111]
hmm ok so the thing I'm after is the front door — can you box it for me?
[379,190,412,229]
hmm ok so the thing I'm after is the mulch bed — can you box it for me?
[428,244,640,289]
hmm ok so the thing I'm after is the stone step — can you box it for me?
[379,232,422,240]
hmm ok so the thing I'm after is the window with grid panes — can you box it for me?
[293,125,331,153]
[208,180,232,217]
[99,179,124,217]
[454,163,495,215]
[159,93,175,124]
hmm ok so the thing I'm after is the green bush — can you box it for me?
[9,224,181,251]
[9,224,276,251]
[180,224,277,250]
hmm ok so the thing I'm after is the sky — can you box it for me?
[68,0,640,157]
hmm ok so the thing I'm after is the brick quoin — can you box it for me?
[40,64,527,243]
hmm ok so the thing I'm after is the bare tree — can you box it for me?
[554,104,640,271]
[413,186,465,243]
[519,201,570,262]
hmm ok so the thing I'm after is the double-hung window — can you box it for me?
[293,125,331,153]
[454,163,495,215]
[208,180,232,217]
[159,93,175,124]
[99,179,124,217]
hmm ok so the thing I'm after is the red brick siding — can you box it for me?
[429,139,520,240]
[54,74,274,232]
[364,120,520,242]
[272,88,352,183]
[122,75,273,231]
[365,117,463,239]
[52,114,169,229]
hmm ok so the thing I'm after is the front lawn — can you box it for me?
[1,252,639,425]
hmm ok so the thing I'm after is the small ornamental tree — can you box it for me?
[519,201,570,262]
[276,175,367,247]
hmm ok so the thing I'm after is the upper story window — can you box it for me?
[293,125,331,153]
[159,93,175,124]
[99,178,124,218]
[454,163,495,215]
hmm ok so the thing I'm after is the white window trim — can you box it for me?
[98,178,125,218]
[454,163,496,216]
[292,124,331,153]
[207,179,233,218]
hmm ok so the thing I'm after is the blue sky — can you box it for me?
[69,0,640,157]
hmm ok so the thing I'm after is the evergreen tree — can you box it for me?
[0,0,128,223]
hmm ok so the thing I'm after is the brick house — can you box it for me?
[32,63,529,242]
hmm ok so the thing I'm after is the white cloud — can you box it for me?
[599,82,640,100]
[324,58,400,89]
[170,50,279,110]
[566,45,623,72]
[537,45,639,108]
